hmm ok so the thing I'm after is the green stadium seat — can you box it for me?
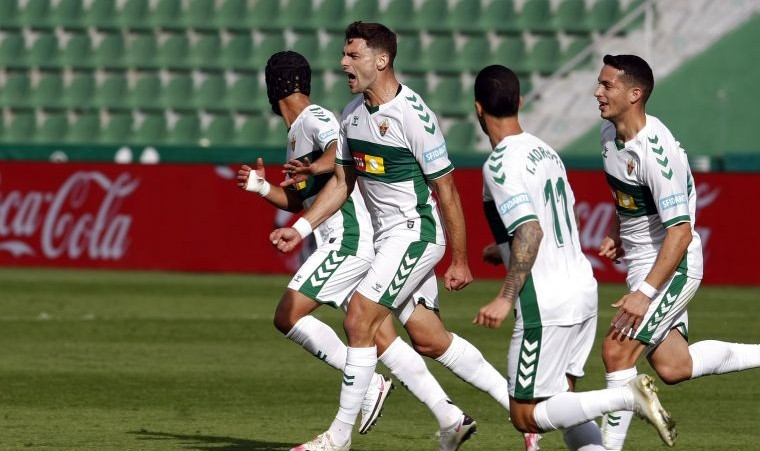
[94,72,129,109]
[415,0,448,34]
[190,33,222,70]
[32,72,64,109]
[0,32,26,70]
[36,112,68,143]
[85,0,119,30]
[134,112,167,145]
[424,35,457,74]
[279,0,314,32]
[62,32,92,68]
[400,74,428,99]
[445,121,475,153]
[555,0,590,34]
[481,0,519,35]
[5,110,37,143]
[448,0,482,34]
[310,0,346,33]
[226,75,264,113]
[220,33,254,70]
[162,73,193,110]
[215,0,248,31]
[131,73,162,110]
[0,1,20,29]
[195,73,227,111]
[427,76,467,117]
[92,32,126,69]
[119,0,151,31]
[19,0,52,29]
[184,0,217,31]
[247,0,281,32]
[347,0,379,23]
[203,115,235,146]
[235,115,269,146]
[325,81,354,113]
[384,0,416,33]
[395,34,423,73]
[63,73,96,109]
[158,33,190,69]
[169,113,201,145]
[266,119,287,147]
[589,0,623,33]
[99,112,133,144]
[561,36,593,69]
[1,72,31,108]
[493,35,528,76]
[67,111,101,144]
[151,0,183,30]
[518,0,555,34]
[519,74,534,96]
[456,35,493,73]
[28,32,59,69]
[291,32,319,65]
[528,36,561,75]
[51,0,85,30]
[126,33,158,69]
[316,34,345,72]
[252,32,286,68]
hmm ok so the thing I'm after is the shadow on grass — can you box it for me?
[128,429,293,451]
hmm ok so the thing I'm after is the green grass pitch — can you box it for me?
[0,267,758,450]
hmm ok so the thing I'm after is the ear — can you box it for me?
[475,100,484,117]
[376,51,390,71]
[518,96,524,111]
[628,86,643,104]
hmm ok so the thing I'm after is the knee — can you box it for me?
[655,365,690,385]
[272,309,297,335]
[510,408,540,434]
[411,336,450,359]
[602,340,638,371]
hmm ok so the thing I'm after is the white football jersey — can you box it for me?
[336,85,453,243]
[600,115,703,283]
[483,133,597,329]
[287,104,373,260]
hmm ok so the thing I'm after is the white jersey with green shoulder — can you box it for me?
[336,85,453,243]
[600,114,703,283]
[482,133,597,329]
[287,104,373,260]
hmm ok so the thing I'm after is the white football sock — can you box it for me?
[379,337,461,427]
[690,340,760,378]
[600,367,637,451]
[533,387,633,431]
[329,346,377,445]
[562,420,605,450]
[286,315,347,371]
[435,333,511,410]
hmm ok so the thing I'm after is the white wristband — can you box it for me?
[637,281,658,299]
[292,217,313,239]
[244,172,271,196]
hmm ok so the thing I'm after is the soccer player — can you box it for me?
[594,54,760,451]
[240,50,471,439]
[272,23,520,451]
[471,64,677,450]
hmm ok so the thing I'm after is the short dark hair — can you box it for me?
[474,65,520,118]
[345,21,397,66]
[603,54,654,103]
[265,51,311,115]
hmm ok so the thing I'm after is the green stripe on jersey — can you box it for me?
[605,172,657,217]
[636,272,687,344]
[514,327,542,400]
[338,197,360,255]
[347,138,421,183]
[379,241,428,308]
[508,215,538,235]
[413,173,437,242]
[519,274,542,328]
[298,250,348,308]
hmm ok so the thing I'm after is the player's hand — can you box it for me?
[444,261,473,291]
[482,242,503,265]
[237,158,269,194]
[473,296,513,329]
[269,227,302,253]
[280,157,312,188]
[610,291,651,335]
[599,236,624,263]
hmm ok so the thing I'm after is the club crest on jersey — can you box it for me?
[626,158,636,175]
[378,119,390,136]
[352,116,359,126]
[352,152,385,174]
[290,136,296,150]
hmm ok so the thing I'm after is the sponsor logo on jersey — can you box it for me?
[407,220,414,229]
[498,193,531,215]
[423,142,448,163]
[659,193,688,210]
[626,158,636,175]
[352,152,385,174]
[318,129,336,142]
[352,116,359,126]
[295,180,307,190]
[378,119,390,136]
[614,189,637,210]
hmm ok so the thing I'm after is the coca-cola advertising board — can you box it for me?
[0,162,756,285]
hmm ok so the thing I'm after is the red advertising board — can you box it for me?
[0,162,756,285]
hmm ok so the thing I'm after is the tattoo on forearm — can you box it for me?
[501,222,542,301]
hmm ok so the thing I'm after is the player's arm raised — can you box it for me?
[280,141,338,188]
[429,173,473,291]
[238,157,304,212]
